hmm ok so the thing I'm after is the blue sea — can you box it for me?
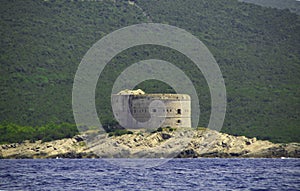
[0,158,299,190]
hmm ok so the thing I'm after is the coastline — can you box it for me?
[1,128,299,159]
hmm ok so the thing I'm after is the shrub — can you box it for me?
[108,129,133,137]
[0,122,78,144]
[151,126,176,134]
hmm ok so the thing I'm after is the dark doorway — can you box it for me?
[177,109,181,114]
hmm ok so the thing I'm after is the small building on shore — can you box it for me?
[112,89,191,128]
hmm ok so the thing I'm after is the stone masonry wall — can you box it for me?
[112,91,191,129]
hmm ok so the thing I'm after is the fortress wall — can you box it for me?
[111,95,132,128]
[112,93,191,128]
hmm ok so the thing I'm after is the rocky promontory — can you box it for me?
[1,128,299,159]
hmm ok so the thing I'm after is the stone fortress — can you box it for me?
[112,89,191,129]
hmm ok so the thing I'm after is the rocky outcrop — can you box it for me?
[0,135,97,159]
[0,128,299,159]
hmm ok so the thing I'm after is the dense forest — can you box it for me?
[0,0,299,143]
[239,0,300,15]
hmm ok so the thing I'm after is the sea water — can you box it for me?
[0,158,299,190]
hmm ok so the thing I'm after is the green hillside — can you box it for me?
[239,0,300,15]
[0,0,299,143]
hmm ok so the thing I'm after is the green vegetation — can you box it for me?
[108,129,133,137]
[0,123,78,144]
[151,126,176,134]
[239,0,300,15]
[0,0,299,143]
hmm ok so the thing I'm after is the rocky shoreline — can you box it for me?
[1,128,299,159]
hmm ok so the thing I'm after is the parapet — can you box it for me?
[117,89,145,95]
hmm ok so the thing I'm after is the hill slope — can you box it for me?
[0,0,299,143]
[238,0,300,15]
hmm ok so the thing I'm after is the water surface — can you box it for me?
[0,158,299,190]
